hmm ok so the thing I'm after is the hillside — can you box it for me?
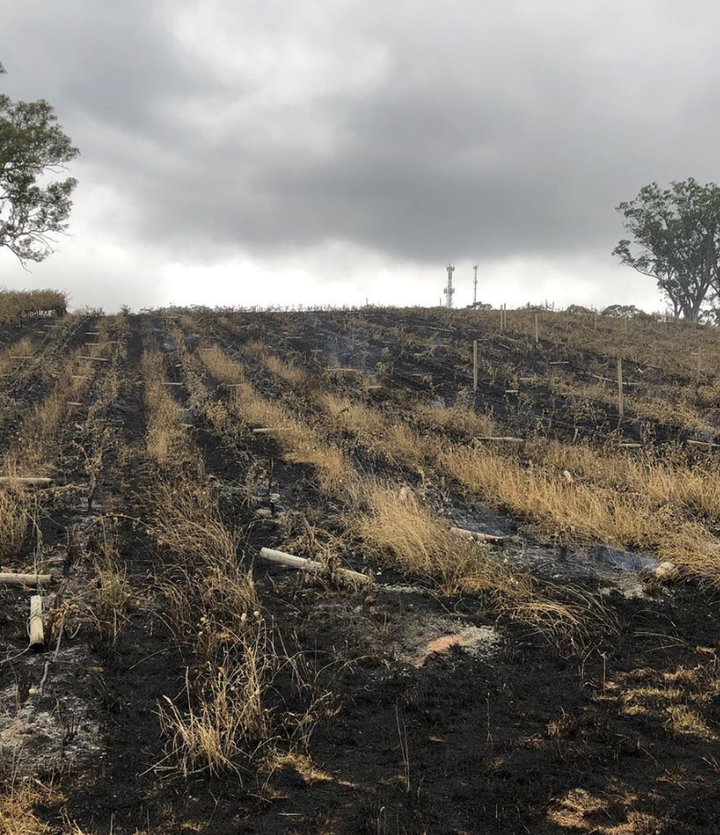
[2,304,720,834]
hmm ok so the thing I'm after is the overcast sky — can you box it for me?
[1,0,718,312]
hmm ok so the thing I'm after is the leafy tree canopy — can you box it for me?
[613,178,720,322]
[601,304,642,319]
[0,61,79,264]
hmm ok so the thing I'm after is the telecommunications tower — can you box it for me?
[444,263,455,309]
[472,262,479,307]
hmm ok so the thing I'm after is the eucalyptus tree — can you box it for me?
[0,61,79,264]
[613,178,720,322]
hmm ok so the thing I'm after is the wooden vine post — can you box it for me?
[29,595,44,651]
[0,573,52,587]
[472,340,479,392]
[258,547,370,585]
[0,477,53,487]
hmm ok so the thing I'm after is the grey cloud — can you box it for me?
[2,0,720,278]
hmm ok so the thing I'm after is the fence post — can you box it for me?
[473,340,478,392]
[617,358,624,421]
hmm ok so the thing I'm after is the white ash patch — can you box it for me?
[0,644,104,778]
[310,594,501,668]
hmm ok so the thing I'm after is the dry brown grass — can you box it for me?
[198,344,245,386]
[353,482,594,639]
[0,486,28,562]
[193,336,605,631]
[3,350,92,475]
[354,482,505,591]
[0,775,59,835]
[441,445,667,547]
[450,304,720,381]
[141,350,195,467]
[2,316,122,478]
[306,361,713,578]
[284,339,720,581]
[203,333,720,583]
[0,320,126,564]
[547,786,666,834]
[0,337,34,377]
[547,372,713,437]
[152,476,329,780]
[158,623,271,778]
[189,327,606,638]
[602,661,720,743]
[439,443,720,581]
[257,353,493,470]
[87,520,131,657]
[317,393,433,472]
[285,439,353,495]
[151,478,240,573]
[140,343,328,780]
[320,394,387,437]
[534,439,720,523]
[0,289,67,326]
[202,339,436,477]
[319,382,720,583]
[145,400,276,778]
[199,347,354,495]
[414,401,497,438]
[263,353,308,387]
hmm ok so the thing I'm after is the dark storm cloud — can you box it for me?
[3,0,720,268]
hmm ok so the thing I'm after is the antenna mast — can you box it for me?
[472,262,479,307]
[443,263,455,309]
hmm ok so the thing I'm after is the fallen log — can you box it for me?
[450,526,507,544]
[0,573,52,587]
[78,356,110,362]
[252,427,292,434]
[687,439,720,449]
[258,547,371,584]
[29,595,44,651]
[0,477,53,486]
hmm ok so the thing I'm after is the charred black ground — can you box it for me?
[2,307,720,835]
